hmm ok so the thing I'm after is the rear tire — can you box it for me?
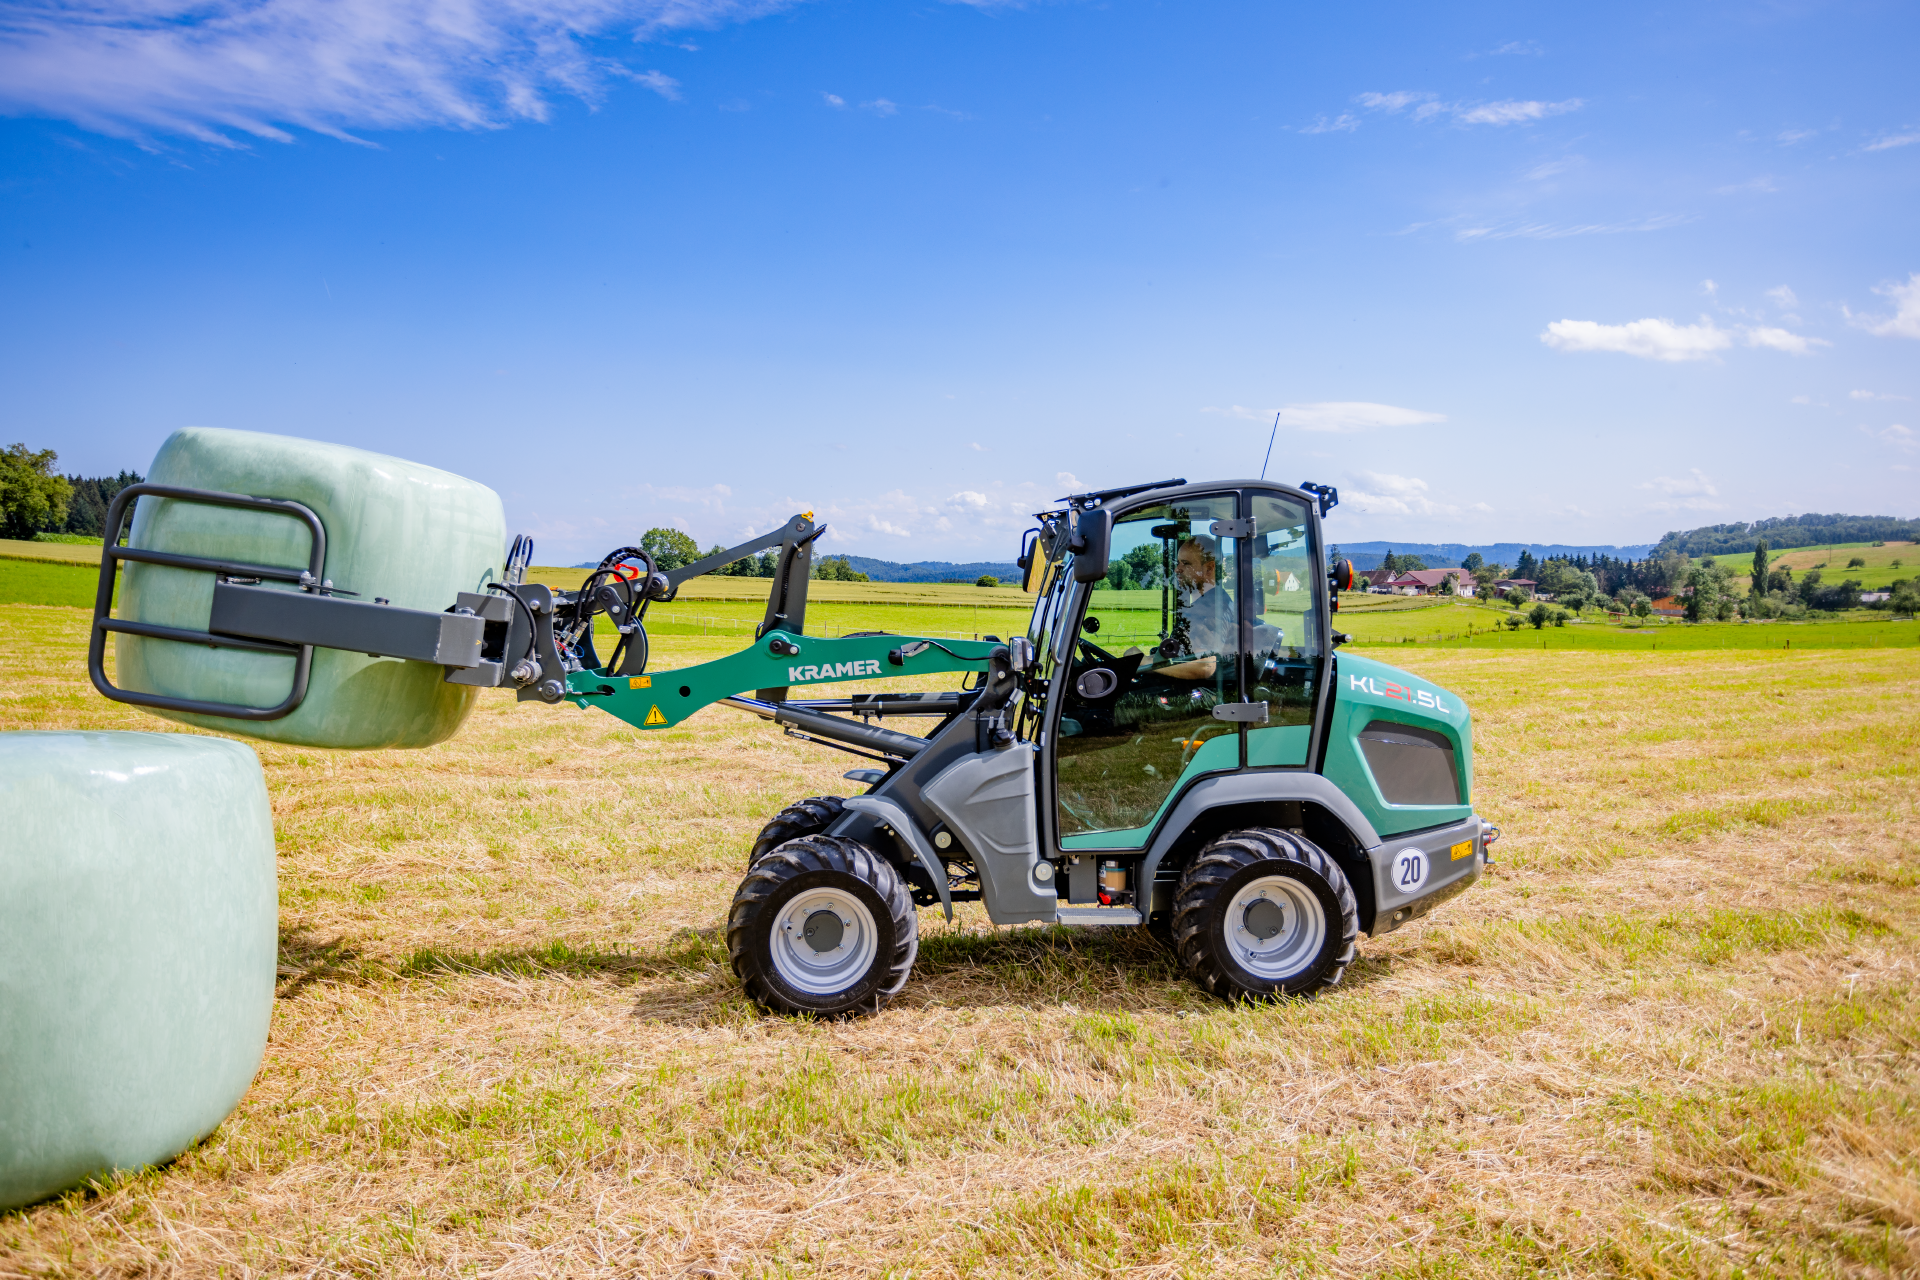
[749,795,847,865]
[1171,828,1358,1000]
[728,835,917,1017]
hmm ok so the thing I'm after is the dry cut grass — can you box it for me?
[1,602,1917,1277]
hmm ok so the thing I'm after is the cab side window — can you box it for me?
[1055,496,1239,841]
[1246,492,1323,766]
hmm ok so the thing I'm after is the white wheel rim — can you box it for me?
[769,886,879,997]
[1223,874,1326,982]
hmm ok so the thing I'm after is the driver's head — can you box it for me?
[1176,535,1218,591]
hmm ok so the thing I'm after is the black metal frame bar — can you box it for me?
[89,483,327,721]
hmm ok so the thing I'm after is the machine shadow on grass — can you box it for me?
[363,918,1393,1022]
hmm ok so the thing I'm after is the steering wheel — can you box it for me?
[1076,636,1118,664]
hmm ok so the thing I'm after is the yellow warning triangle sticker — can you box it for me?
[643,704,668,727]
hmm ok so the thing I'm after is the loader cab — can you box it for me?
[1020,483,1332,900]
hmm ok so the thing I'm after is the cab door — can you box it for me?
[1051,491,1242,851]
[1242,490,1328,768]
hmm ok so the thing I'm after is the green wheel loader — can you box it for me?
[91,444,1493,1017]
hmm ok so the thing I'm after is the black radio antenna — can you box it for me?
[1259,410,1280,480]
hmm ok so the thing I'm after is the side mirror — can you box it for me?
[1007,635,1036,672]
[1070,510,1112,584]
[1329,558,1356,593]
[1019,529,1046,593]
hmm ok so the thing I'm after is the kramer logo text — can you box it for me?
[790,660,885,682]
[1350,674,1450,713]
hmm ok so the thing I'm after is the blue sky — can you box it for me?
[2,0,1915,565]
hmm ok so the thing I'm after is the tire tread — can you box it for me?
[749,796,848,865]
[1170,827,1359,999]
[727,834,916,1018]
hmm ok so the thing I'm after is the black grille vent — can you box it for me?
[1356,721,1460,806]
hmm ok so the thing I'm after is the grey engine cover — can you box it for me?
[921,745,1056,924]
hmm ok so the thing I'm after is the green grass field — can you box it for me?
[1701,540,1917,590]
[13,555,1917,655]
[0,555,102,608]
[0,536,102,566]
[3,599,1915,1276]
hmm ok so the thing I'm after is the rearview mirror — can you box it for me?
[1019,529,1046,593]
[1070,510,1112,584]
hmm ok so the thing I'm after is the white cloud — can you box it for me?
[1455,98,1582,125]
[1356,90,1431,114]
[1742,326,1827,355]
[1863,424,1916,453]
[629,70,681,101]
[1791,395,1813,405]
[866,515,911,537]
[1206,402,1446,432]
[863,98,898,116]
[822,92,846,108]
[947,490,989,509]
[1280,402,1445,432]
[0,0,784,144]
[1850,389,1909,401]
[1776,128,1817,145]
[1766,285,1798,309]
[967,441,985,451]
[1353,91,1581,128]
[1523,157,1579,180]
[1863,131,1920,153]
[1541,317,1732,362]
[1637,470,1723,512]
[1541,316,1824,361]
[1702,279,1718,296]
[1055,472,1082,492]
[1454,213,1689,241]
[1344,472,1464,518]
[1853,273,1920,339]
[1299,113,1360,134]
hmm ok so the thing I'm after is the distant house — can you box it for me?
[1359,567,1399,589]
[1386,568,1473,596]
[1648,595,1685,617]
[1492,578,1536,595]
[1861,592,1890,604]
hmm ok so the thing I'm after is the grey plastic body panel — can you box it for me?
[1135,771,1387,894]
[1366,815,1484,935]
[840,795,953,921]
[920,745,1056,924]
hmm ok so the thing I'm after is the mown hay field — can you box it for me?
[2,599,1917,1277]
[1747,542,1916,592]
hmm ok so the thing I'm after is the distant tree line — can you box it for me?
[1,442,145,540]
[1654,513,1920,558]
[1458,538,1916,621]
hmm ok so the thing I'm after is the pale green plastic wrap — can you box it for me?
[117,427,506,749]
[0,731,277,1210]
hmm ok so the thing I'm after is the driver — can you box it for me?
[1170,534,1233,656]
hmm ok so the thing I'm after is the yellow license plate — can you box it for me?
[629,676,651,689]
[1450,840,1474,861]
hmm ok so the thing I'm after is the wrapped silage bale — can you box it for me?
[0,731,278,1210]
[116,427,505,749]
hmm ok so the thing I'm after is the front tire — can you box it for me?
[749,795,847,865]
[728,835,917,1017]
[1171,828,1358,999]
